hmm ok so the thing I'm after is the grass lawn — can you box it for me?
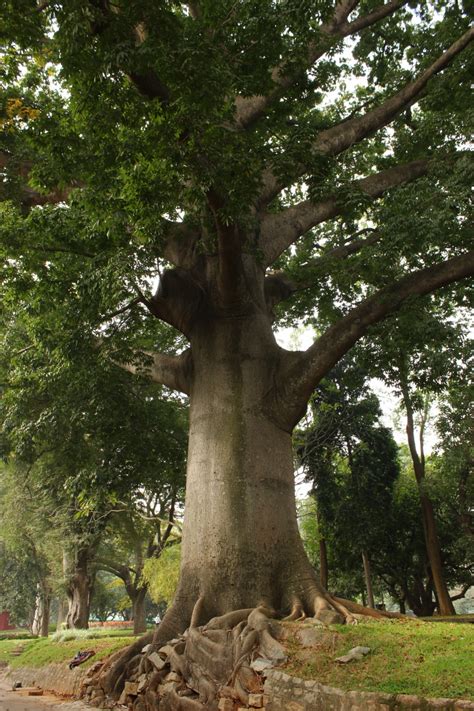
[282,617,474,701]
[0,634,137,669]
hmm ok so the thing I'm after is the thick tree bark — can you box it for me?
[131,588,147,635]
[401,385,455,617]
[65,549,95,629]
[168,309,331,633]
[362,550,375,609]
[319,538,329,590]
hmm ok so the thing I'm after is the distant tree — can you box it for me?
[363,308,470,615]
[90,572,131,624]
[142,546,181,612]
[298,356,399,607]
[0,464,59,634]
[97,489,182,634]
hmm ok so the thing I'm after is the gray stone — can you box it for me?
[251,657,276,672]
[335,646,370,663]
[427,700,455,709]
[395,694,424,708]
[141,644,152,654]
[297,626,326,647]
[307,616,326,626]
[137,674,148,693]
[148,652,167,670]
[350,646,371,656]
[118,681,138,705]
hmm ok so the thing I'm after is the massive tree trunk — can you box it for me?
[160,308,337,641]
[87,225,473,708]
[66,549,94,629]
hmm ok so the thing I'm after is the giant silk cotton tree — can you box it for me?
[1,0,473,704]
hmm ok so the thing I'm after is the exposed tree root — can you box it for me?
[81,593,403,709]
[334,596,404,619]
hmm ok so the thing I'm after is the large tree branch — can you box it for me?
[127,70,171,103]
[114,348,193,395]
[265,251,474,430]
[450,581,473,602]
[314,27,473,157]
[0,149,82,208]
[234,0,407,129]
[260,158,429,265]
[265,229,381,309]
[162,221,201,269]
[259,27,473,204]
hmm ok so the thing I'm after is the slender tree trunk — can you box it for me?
[362,550,375,609]
[132,588,147,635]
[401,385,455,616]
[399,598,406,614]
[319,538,329,590]
[56,598,67,630]
[407,574,436,617]
[32,582,51,637]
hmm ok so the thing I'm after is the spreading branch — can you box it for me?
[265,229,381,307]
[234,0,408,129]
[0,150,82,208]
[260,158,429,265]
[265,251,474,430]
[259,27,473,204]
[114,348,193,395]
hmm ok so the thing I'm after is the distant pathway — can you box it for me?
[0,679,91,711]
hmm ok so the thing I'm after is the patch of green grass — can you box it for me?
[0,635,138,669]
[282,618,474,701]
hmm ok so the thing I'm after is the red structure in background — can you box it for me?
[0,611,15,631]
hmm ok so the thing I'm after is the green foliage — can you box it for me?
[90,572,131,623]
[142,545,181,608]
[297,496,319,568]
[297,354,400,597]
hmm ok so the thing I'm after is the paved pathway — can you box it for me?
[0,680,92,711]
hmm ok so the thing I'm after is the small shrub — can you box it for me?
[51,629,101,643]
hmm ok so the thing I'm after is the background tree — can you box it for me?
[97,489,182,634]
[1,320,187,629]
[298,357,400,607]
[0,463,61,635]
[362,307,470,615]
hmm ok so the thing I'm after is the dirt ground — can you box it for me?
[0,679,92,711]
